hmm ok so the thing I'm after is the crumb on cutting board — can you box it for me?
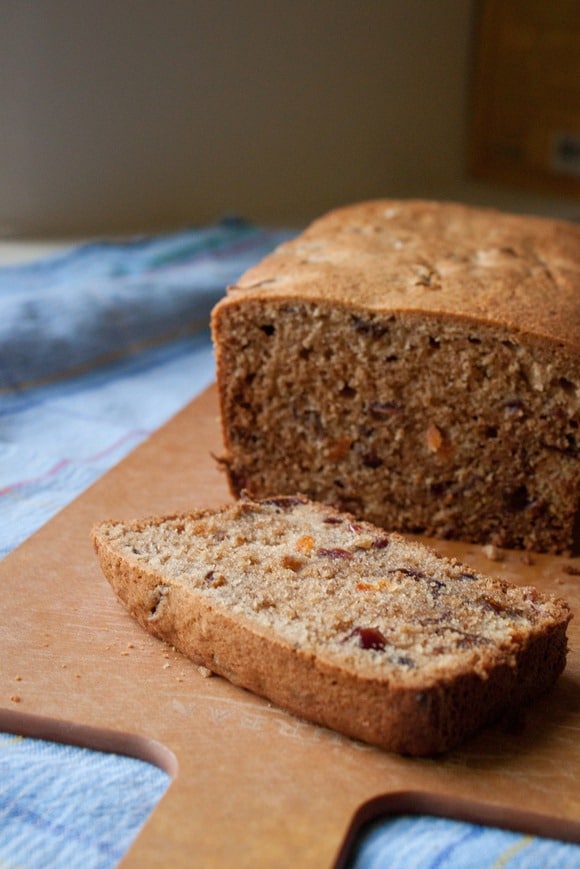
[482,543,504,562]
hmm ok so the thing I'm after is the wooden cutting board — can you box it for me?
[1,384,579,867]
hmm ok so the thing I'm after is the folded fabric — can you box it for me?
[0,218,295,390]
[0,332,216,558]
[351,814,580,868]
[0,733,169,869]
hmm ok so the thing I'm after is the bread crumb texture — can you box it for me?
[92,495,571,755]
[212,199,580,554]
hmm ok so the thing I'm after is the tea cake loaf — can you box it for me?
[211,199,580,553]
[92,494,571,756]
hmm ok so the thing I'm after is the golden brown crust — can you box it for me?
[221,199,580,351]
[210,200,580,554]
[91,496,571,756]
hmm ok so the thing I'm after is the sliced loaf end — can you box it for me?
[92,494,571,755]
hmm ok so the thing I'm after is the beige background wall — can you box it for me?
[0,0,577,239]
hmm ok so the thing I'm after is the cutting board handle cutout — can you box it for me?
[334,789,580,866]
[0,706,178,777]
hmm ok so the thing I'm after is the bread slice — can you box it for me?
[211,199,580,554]
[92,494,571,756]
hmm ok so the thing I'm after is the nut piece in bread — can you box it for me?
[92,494,571,756]
[211,199,580,554]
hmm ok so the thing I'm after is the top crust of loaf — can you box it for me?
[218,199,580,352]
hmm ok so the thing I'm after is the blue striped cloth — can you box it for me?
[0,733,169,869]
[1,221,578,868]
[349,815,580,868]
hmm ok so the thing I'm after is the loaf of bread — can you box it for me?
[211,199,580,554]
[92,494,571,756]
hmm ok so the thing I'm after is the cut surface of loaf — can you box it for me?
[92,494,571,756]
[211,199,580,554]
